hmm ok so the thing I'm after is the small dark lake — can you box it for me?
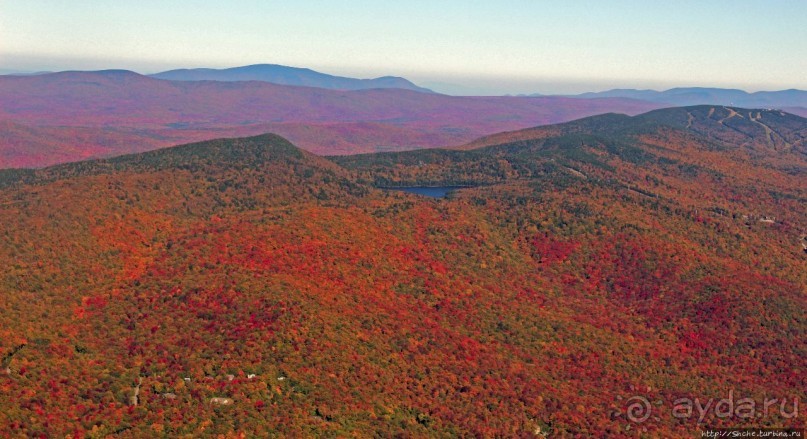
[382,186,466,198]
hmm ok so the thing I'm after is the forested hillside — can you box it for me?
[0,107,804,437]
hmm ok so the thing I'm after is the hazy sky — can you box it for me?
[1,0,805,94]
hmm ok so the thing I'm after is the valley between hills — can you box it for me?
[0,104,805,437]
[0,70,662,169]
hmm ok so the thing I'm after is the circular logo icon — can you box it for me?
[626,396,652,423]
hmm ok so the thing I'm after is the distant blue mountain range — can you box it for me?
[564,87,806,113]
[150,64,433,93]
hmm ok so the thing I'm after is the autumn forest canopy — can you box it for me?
[0,106,805,437]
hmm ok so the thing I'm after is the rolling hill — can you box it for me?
[461,105,807,154]
[0,70,662,168]
[150,64,434,93]
[0,106,804,436]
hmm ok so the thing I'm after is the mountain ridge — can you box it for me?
[0,134,313,186]
[461,105,807,154]
[150,64,434,93]
[0,71,662,167]
[564,87,807,115]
